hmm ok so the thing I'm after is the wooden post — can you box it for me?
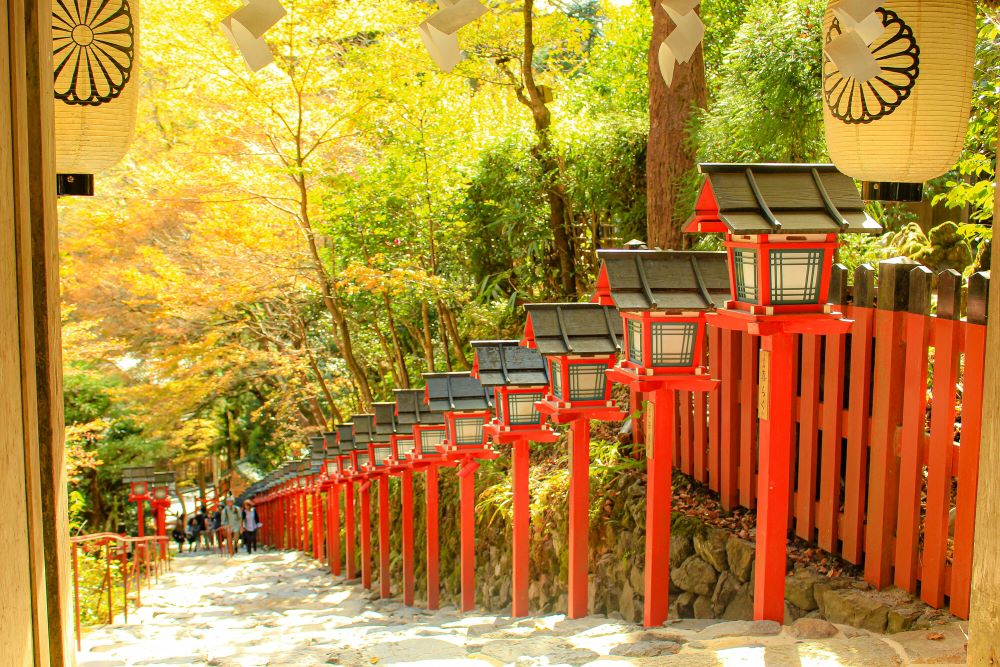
[402,469,415,606]
[1,0,69,658]
[643,388,674,627]
[378,475,391,599]
[568,417,590,619]
[459,459,479,612]
[512,439,530,618]
[894,266,932,592]
[314,490,324,562]
[426,464,440,610]
[753,331,795,622]
[968,167,1000,664]
[864,258,914,588]
[136,502,145,538]
[360,482,372,589]
[327,486,341,576]
[344,482,356,579]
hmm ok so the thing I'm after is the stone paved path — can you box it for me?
[78,551,968,666]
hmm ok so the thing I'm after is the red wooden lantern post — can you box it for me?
[397,388,449,610]
[349,417,375,590]
[685,163,882,621]
[375,399,417,604]
[356,414,395,599]
[425,372,498,612]
[599,249,730,627]
[523,303,624,619]
[337,423,359,580]
[123,466,155,538]
[322,430,342,576]
[308,436,327,561]
[471,340,557,618]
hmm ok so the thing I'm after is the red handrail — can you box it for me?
[70,533,171,651]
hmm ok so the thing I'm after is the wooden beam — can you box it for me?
[968,137,1000,665]
[2,0,69,662]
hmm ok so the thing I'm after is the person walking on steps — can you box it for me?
[241,499,261,554]
[221,496,242,556]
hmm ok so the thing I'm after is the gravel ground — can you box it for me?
[77,551,968,666]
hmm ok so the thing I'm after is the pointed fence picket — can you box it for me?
[671,259,990,620]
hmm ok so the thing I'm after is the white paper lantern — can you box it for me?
[52,0,140,185]
[822,0,976,198]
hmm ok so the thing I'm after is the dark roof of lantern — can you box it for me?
[350,415,375,449]
[523,303,622,357]
[373,402,400,436]
[424,372,493,412]
[337,423,354,448]
[471,340,549,387]
[309,437,326,473]
[323,431,339,456]
[354,413,390,444]
[394,388,445,426]
[596,250,731,312]
[122,466,156,483]
[684,163,882,235]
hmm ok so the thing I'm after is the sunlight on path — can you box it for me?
[77,552,966,667]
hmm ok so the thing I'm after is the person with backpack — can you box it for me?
[220,496,242,556]
[241,500,261,554]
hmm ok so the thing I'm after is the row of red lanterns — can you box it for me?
[246,163,882,627]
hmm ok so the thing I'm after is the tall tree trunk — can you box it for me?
[382,292,410,388]
[420,302,436,373]
[646,2,708,249]
[440,304,467,370]
[505,0,578,298]
[293,172,374,408]
[301,341,344,424]
[373,320,405,387]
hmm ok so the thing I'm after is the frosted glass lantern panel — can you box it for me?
[651,322,697,367]
[769,249,824,304]
[733,249,759,303]
[374,446,391,465]
[550,360,564,400]
[397,440,415,458]
[356,453,370,468]
[419,429,445,454]
[627,319,643,365]
[454,417,485,445]
[507,392,543,425]
[568,363,610,402]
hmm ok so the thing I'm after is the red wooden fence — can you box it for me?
[673,258,990,620]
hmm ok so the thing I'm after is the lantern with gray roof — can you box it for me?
[522,302,623,416]
[599,249,730,388]
[685,164,882,315]
[394,388,446,461]
[425,372,493,452]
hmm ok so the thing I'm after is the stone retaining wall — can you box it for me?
[365,434,956,634]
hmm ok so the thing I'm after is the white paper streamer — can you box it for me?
[221,15,274,72]
[221,0,286,72]
[840,11,883,45]
[418,22,462,72]
[825,29,881,82]
[657,1,704,87]
[830,0,880,25]
[229,0,286,39]
[418,0,487,72]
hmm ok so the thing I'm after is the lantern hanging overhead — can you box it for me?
[821,0,976,201]
[52,0,140,196]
